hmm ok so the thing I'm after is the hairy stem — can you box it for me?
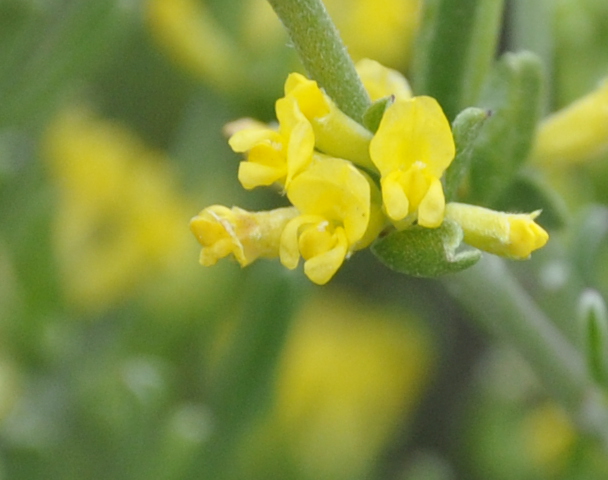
[266,0,370,122]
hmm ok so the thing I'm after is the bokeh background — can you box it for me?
[2,0,608,479]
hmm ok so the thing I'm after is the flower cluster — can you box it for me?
[191,60,549,284]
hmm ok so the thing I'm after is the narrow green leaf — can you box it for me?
[570,206,608,287]
[444,106,489,201]
[372,220,481,278]
[579,289,608,386]
[507,0,555,113]
[465,51,544,205]
[412,0,505,119]
[362,96,393,134]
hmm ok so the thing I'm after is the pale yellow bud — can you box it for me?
[445,203,549,259]
[532,78,608,165]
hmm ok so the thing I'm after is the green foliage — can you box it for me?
[463,51,544,206]
[444,106,489,201]
[412,0,505,119]
[372,220,481,277]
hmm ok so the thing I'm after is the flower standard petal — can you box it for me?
[286,155,371,245]
[356,58,412,101]
[370,96,455,226]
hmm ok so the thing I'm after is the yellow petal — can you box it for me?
[303,228,349,285]
[279,214,325,270]
[286,155,371,244]
[285,74,375,170]
[356,58,412,102]
[284,73,331,119]
[417,177,445,228]
[228,126,279,153]
[381,173,410,221]
[238,161,283,189]
[275,96,315,185]
[370,96,455,178]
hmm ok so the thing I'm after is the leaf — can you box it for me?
[362,95,393,133]
[465,51,544,205]
[444,106,490,200]
[412,0,505,120]
[372,219,481,277]
[579,289,608,386]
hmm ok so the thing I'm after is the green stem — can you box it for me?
[266,0,370,122]
[443,255,608,449]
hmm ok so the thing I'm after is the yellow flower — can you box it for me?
[521,402,576,475]
[280,155,384,285]
[284,72,375,170]
[146,0,242,90]
[228,95,315,190]
[369,96,455,228]
[272,290,434,478]
[325,0,421,68]
[44,107,192,312]
[190,206,298,267]
[532,78,608,165]
[444,203,549,259]
[355,58,412,102]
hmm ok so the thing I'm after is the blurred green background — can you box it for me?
[2,0,608,479]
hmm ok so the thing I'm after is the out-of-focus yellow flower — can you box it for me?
[355,58,412,102]
[445,203,549,259]
[146,0,420,95]
[45,107,192,312]
[325,0,421,68]
[229,95,315,190]
[273,290,434,479]
[280,155,384,285]
[190,205,298,267]
[146,0,242,90]
[521,402,576,476]
[532,78,608,165]
[369,96,455,228]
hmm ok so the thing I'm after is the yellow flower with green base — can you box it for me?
[370,96,455,228]
[280,154,384,285]
[445,203,549,259]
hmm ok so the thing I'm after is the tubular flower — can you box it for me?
[369,96,455,228]
[280,155,384,285]
[190,206,299,267]
[229,94,315,190]
[444,203,549,259]
[284,72,375,170]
